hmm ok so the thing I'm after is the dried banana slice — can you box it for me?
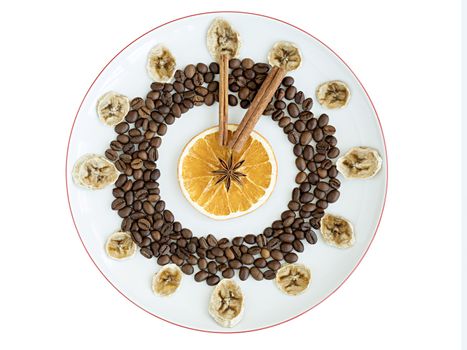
[72,154,119,190]
[105,231,136,260]
[320,213,355,248]
[316,80,350,109]
[206,18,241,61]
[275,264,311,296]
[337,146,382,179]
[152,264,182,297]
[96,91,130,126]
[146,44,176,82]
[268,41,302,72]
[208,279,244,328]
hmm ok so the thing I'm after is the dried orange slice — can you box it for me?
[178,125,277,220]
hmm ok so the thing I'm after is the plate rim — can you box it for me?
[65,10,388,334]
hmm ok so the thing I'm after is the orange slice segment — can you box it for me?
[178,124,277,220]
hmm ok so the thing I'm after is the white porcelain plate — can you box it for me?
[66,12,387,332]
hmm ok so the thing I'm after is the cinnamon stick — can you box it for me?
[229,66,286,152]
[218,54,229,146]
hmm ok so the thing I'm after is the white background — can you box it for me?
[0,0,461,349]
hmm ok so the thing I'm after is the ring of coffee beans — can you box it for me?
[106,59,341,285]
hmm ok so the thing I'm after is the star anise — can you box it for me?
[211,154,246,191]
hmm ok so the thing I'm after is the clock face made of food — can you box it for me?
[67,13,386,332]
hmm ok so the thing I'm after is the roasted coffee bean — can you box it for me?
[222,268,234,279]
[305,230,318,244]
[241,254,254,265]
[211,247,224,257]
[194,270,209,282]
[254,258,267,268]
[292,188,301,201]
[300,131,312,145]
[139,247,152,259]
[282,76,294,86]
[256,234,267,247]
[250,267,263,281]
[294,230,305,240]
[206,275,220,286]
[259,248,270,259]
[294,120,306,133]
[327,174,340,187]
[205,261,216,274]
[271,249,283,260]
[293,144,303,157]
[240,58,254,69]
[299,182,311,193]
[227,259,241,269]
[209,62,219,73]
[163,210,174,223]
[118,207,132,218]
[280,242,293,253]
[181,264,194,275]
[318,113,329,127]
[227,58,240,69]
[317,168,328,178]
[312,127,324,142]
[302,97,313,110]
[206,234,217,247]
[285,86,297,100]
[287,131,299,144]
[287,103,299,118]
[282,216,295,228]
[263,270,275,280]
[296,157,306,171]
[284,252,298,263]
[239,267,250,281]
[184,64,196,79]
[327,190,340,203]
[155,254,171,266]
[295,172,307,184]
[323,125,336,135]
[302,203,317,212]
[288,201,300,211]
[267,260,281,271]
[263,227,274,237]
[248,246,261,255]
[267,238,281,250]
[294,91,304,104]
[197,258,207,270]
[275,100,286,110]
[228,94,238,106]
[111,198,126,210]
[327,147,340,158]
[171,255,184,266]
[292,240,304,253]
[240,100,250,109]
[279,233,295,243]
[244,234,256,244]
[300,192,314,203]
[231,236,243,246]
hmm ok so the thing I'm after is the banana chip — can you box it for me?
[152,264,182,297]
[268,41,302,71]
[208,279,244,327]
[72,154,119,190]
[206,18,241,61]
[316,80,350,109]
[147,44,176,82]
[275,264,311,296]
[337,147,382,179]
[320,213,355,248]
[105,231,136,260]
[96,91,130,126]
